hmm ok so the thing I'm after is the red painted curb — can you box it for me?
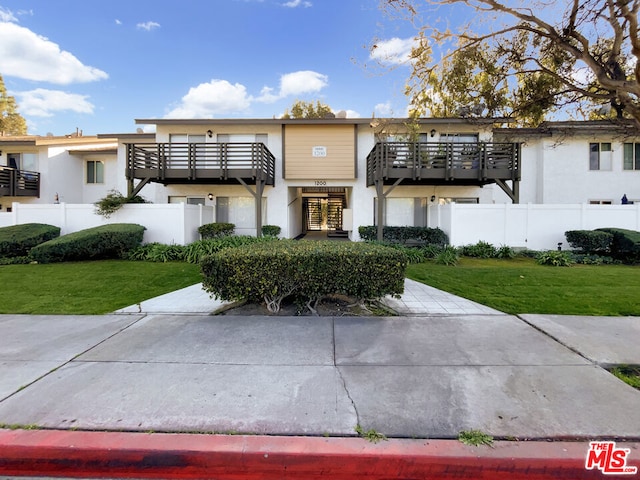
[0,429,638,479]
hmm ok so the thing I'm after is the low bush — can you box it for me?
[261,225,281,237]
[495,245,517,259]
[565,230,613,254]
[94,190,149,218]
[183,236,276,264]
[128,242,186,262]
[0,256,31,265]
[421,244,444,259]
[535,250,574,267]
[364,241,426,264]
[201,240,407,313]
[596,228,640,262]
[570,253,618,265]
[358,225,448,246]
[0,223,61,257]
[460,241,497,258]
[30,224,145,263]
[199,222,235,239]
[434,245,459,266]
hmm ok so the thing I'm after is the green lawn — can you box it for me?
[407,257,640,316]
[0,260,202,314]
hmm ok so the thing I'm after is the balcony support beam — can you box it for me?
[375,178,403,242]
[495,179,520,204]
[238,178,266,237]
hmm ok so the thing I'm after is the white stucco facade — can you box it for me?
[2,119,640,242]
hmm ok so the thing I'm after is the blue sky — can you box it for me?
[0,0,424,136]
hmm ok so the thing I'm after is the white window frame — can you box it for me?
[589,142,612,171]
[86,160,104,184]
[623,143,640,171]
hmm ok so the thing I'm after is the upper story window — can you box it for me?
[86,160,104,184]
[169,134,206,143]
[7,152,38,171]
[216,134,268,143]
[441,133,479,144]
[589,142,612,170]
[384,133,429,142]
[623,143,640,170]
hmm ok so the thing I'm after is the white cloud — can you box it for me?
[165,70,329,118]
[374,102,393,116]
[115,19,122,25]
[14,89,95,117]
[0,22,108,84]
[282,0,312,7]
[280,70,327,96]
[137,21,160,31]
[165,80,252,118]
[0,7,17,22]
[340,109,360,118]
[256,70,328,103]
[370,37,416,66]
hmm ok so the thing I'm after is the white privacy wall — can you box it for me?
[434,203,640,250]
[2,202,640,250]
[0,203,215,245]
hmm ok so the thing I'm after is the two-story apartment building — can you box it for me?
[114,117,520,238]
[2,118,638,242]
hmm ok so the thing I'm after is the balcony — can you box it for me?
[367,142,521,187]
[125,142,276,188]
[0,166,40,197]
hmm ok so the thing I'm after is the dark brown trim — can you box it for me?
[281,124,286,179]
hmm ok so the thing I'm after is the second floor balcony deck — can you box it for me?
[367,142,521,186]
[125,142,276,186]
[0,166,40,197]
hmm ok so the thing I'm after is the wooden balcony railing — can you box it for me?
[0,166,40,197]
[367,142,520,186]
[125,143,276,185]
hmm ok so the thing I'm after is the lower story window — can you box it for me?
[374,197,428,226]
[86,160,104,184]
[623,143,640,170]
[216,196,265,228]
[589,200,612,205]
[589,143,612,171]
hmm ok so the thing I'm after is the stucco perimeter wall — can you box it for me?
[436,203,640,251]
[0,203,215,245]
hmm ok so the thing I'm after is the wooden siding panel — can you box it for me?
[285,125,355,179]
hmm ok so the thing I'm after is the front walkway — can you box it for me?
[115,279,502,316]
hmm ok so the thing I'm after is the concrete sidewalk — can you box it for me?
[1,281,639,478]
[114,278,504,316]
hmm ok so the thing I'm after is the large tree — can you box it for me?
[282,100,335,119]
[0,74,27,135]
[381,0,640,126]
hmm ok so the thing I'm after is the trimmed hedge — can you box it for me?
[358,226,448,246]
[198,222,235,239]
[565,230,613,254]
[201,240,407,313]
[596,227,640,261]
[30,224,145,263]
[0,223,61,257]
[261,225,281,237]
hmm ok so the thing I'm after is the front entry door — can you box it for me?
[304,196,344,232]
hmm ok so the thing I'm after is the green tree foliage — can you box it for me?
[282,100,335,119]
[382,0,640,126]
[0,74,27,135]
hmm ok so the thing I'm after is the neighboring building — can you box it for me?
[0,134,117,210]
[495,121,640,205]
